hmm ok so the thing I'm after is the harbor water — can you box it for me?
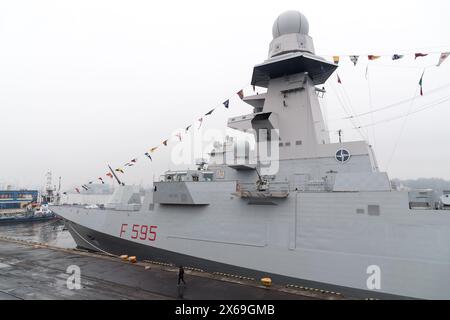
[0,219,76,249]
[0,194,110,249]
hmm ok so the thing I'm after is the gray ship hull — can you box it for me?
[64,218,407,299]
[52,185,450,300]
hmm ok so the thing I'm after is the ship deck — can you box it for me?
[0,236,344,300]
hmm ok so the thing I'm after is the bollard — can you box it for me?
[261,277,272,287]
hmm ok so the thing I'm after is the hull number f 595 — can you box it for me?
[119,223,157,241]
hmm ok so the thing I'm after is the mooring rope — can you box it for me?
[67,222,117,257]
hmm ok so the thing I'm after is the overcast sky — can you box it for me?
[1,0,450,190]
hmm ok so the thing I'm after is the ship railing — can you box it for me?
[237,181,290,193]
[234,182,290,198]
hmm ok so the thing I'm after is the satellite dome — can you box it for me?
[272,10,309,39]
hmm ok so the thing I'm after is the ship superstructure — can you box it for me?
[52,11,450,299]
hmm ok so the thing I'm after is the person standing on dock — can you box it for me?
[178,266,185,285]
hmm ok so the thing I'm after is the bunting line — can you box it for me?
[323,51,450,67]
[437,52,450,66]
[69,85,251,193]
[67,48,450,193]
[419,70,425,96]
[333,56,340,64]
[350,55,359,66]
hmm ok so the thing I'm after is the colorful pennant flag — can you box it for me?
[333,56,340,64]
[106,172,113,179]
[392,54,404,60]
[185,125,191,133]
[437,52,450,67]
[368,55,381,61]
[75,188,80,194]
[115,168,124,173]
[144,152,152,161]
[131,158,137,163]
[349,55,359,66]
[162,139,168,146]
[82,185,89,191]
[419,71,425,96]
[337,74,342,84]
[223,100,229,109]
[205,108,214,116]
[124,162,134,167]
[98,177,105,184]
[237,89,244,100]
[150,147,158,153]
[415,53,428,60]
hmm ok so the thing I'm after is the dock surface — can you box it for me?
[0,237,334,300]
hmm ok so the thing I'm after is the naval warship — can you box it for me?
[52,11,450,299]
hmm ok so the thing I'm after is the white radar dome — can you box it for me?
[272,10,309,39]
